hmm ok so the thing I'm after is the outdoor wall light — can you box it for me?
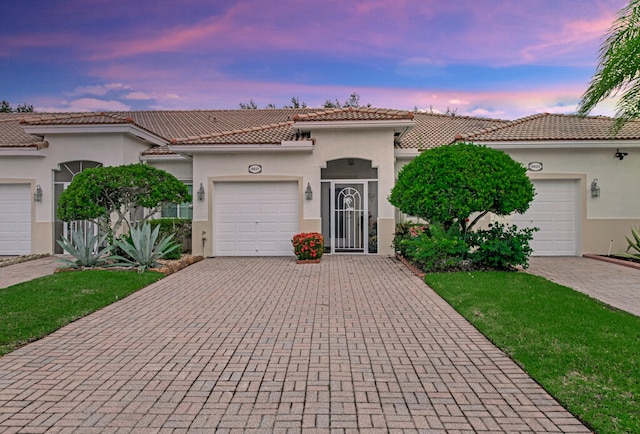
[305,183,313,200]
[591,178,600,198]
[34,184,42,202]
[615,148,628,160]
[197,183,205,201]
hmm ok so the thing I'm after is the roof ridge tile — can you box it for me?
[455,113,549,141]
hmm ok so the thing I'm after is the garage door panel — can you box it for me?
[215,182,298,256]
[237,222,257,232]
[511,179,578,256]
[0,184,31,255]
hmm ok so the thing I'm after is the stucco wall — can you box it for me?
[505,147,639,255]
[394,146,640,255]
[189,127,398,256]
[0,132,151,254]
[149,159,193,181]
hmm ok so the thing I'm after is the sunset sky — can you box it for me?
[0,0,629,119]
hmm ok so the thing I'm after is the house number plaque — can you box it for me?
[527,162,543,171]
[248,164,262,174]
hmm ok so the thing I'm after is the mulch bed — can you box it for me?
[584,253,640,271]
[54,255,204,276]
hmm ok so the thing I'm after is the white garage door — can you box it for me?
[0,184,31,255]
[511,179,578,256]
[215,182,299,256]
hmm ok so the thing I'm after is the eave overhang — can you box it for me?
[293,119,415,133]
[0,147,48,157]
[466,139,640,149]
[23,124,168,147]
[139,153,192,162]
[168,140,314,155]
[394,148,421,159]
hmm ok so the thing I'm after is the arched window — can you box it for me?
[53,161,102,253]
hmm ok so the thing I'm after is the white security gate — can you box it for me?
[215,182,298,256]
[511,179,579,256]
[0,184,31,255]
[332,182,367,253]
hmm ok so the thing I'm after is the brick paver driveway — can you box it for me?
[0,256,588,433]
[527,256,640,317]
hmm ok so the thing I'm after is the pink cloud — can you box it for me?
[3,1,627,69]
[36,98,131,113]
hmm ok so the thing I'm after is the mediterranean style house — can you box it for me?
[1,107,639,257]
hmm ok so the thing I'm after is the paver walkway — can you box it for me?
[527,256,640,317]
[0,256,61,289]
[0,256,589,433]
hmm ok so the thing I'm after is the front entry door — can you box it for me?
[332,182,367,253]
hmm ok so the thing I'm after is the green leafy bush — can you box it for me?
[389,142,534,232]
[468,222,537,270]
[56,228,111,268]
[396,223,469,272]
[57,164,191,241]
[111,223,180,272]
[393,222,429,256]
[148,218,192,255]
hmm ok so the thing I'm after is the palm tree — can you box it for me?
[578,0,640,133]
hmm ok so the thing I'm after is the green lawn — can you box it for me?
[426,271,640,434]
[0,270,163,356]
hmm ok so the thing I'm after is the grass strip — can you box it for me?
[0,270,163,356]
[425,271,639,434]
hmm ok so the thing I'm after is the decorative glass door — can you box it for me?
[332,182,367,253]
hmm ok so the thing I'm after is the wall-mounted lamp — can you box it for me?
[591,178,600,198]
[305,183,313,200]
[34,184,42,202]
[615,148,628,160]
[197,183,205,201]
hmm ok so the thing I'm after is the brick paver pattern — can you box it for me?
[0,256,60,289]
[528,257,640,317]
[0,256,589,433]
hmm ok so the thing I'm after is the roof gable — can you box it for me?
[455,113,640,143]
[399,113,509,150]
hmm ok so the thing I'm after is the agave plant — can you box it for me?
[56,227,111,268]
[618,224,640,260]
[111,222,180,272]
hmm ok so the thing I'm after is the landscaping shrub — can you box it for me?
[57,164,191,242]
[111,222,180,272]
[468,222,537,270]
[393,222,429,257]
[56,227,111,268]
[292,232,325,260]
[617,223,640,261]
[396,223,469,272]
[389,142,535,233]
[148,218,192,254]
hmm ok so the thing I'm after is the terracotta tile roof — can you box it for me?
[141,145,176,156]
[0,114,47,148]
[123,109,314,141]
[18,112,134,125]
[292,107,414,122]
[454,113,640,142]
[0,109,508,152]
[170,122,301,145]
[398,112,509,150]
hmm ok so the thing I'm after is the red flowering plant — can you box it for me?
[292,232,325,260]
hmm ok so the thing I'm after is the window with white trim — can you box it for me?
[161,184,193,219]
